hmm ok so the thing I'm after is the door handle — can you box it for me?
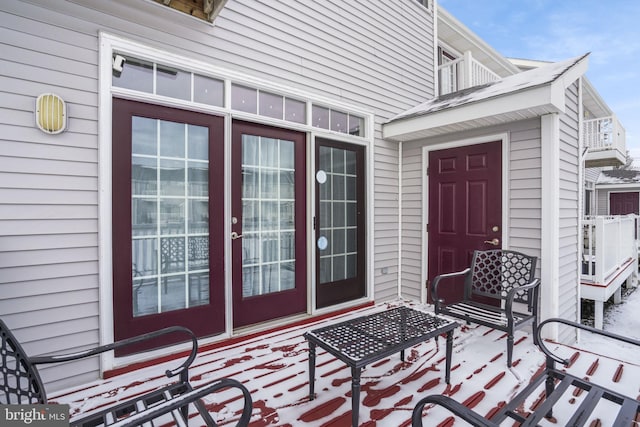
[231,232,243,240]
[483,238,500,246]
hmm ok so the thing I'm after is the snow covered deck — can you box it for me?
[49,302,640,426]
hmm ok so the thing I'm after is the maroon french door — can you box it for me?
[112,98,225,350]
[610,192,639,215]
[315,138,366,308]
[427,141,502,303]
[231,121,307,327]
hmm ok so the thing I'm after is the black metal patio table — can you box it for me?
[303,306,459,427]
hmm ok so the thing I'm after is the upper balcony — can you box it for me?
[438,51,501,96]
[583,115,626,168]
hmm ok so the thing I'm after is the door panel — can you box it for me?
[315,139,366,308]
[610,192,639,215]
[231,121,307,327]
[112,98,225,352]
[428,141,502,304]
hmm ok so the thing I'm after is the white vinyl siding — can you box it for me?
[557,82,581,332]
[0,0,435,390]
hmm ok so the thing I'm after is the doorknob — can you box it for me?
[231,232,243,240]
[483,238,500,246]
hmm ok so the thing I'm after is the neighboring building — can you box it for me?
[0,0,625,392]
[594,169,640,215]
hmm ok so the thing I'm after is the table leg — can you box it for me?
[308,341,316,400]
[351,366,361,427]
[445,330,453,384]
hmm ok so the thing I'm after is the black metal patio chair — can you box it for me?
[0,318,252,426]
[431,249,540,367]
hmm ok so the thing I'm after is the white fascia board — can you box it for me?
[383,84,562,141]
[596,183,640,190]
[549,54,589,109]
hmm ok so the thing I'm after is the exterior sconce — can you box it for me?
[35,93,67,134]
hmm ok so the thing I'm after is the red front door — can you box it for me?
[112,98,225,350]
[231,121,307,327]
[427,141,502,303]
[610,192,639,215]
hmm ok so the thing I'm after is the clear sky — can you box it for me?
[438,0,640,161]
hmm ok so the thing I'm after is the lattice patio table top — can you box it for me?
[304,306,458,367]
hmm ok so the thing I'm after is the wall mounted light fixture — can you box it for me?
[35,93,67,134]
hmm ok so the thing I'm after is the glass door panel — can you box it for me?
[315,138,366,308]
[232,121,306,327]
[112,98,225,350]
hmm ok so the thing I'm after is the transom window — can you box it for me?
[112,54,365,137]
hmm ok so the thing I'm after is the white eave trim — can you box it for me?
[383,84,563,141]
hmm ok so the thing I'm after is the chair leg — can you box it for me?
[507,333,514,368]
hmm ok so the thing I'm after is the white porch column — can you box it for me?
[541,113,560,341]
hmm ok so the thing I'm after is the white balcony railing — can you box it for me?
[582,215,637,284]
[583,115,626,153]
[438,51,500,96]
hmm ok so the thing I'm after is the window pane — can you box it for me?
[160,275,186,311]
[113,56,153,93]
[132,199,157,236]
[160,121,185,158]
[188,200,208,234]
[133,278,158,317]
[132,238,157,277]
[312,105,330,129]
[132,156,157,196]
[160,237,185,273]
[331,110,348,133]
[160,199,185,234]
[156,66,190,100]
[159,159,185,196]
[132,117,157,156]
[194,74,224,107]
[189,272,209,307]
[188,161,208,197]
[188,236,209,270]
[348,115,364,136]
[232,84,257,113]
[285,98,306,124]
[188,125,208,160]
[259,91,283,119]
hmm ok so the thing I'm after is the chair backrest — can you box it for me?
[0,318,47,404]
[468,250,537,304]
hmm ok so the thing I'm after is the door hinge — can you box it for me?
[313,216,316,230]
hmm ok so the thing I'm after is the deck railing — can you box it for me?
[583,116,626,153]
[582,215,638,284]
[438,51,500,96]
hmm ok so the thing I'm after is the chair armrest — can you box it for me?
[431,268,470,304]
[536,318,640,366]
[29,326,198,380]
[504,278,540,317]
[107,378,253,427]
[411,394,498,427]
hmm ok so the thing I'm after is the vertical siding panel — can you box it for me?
[557,82,581,322]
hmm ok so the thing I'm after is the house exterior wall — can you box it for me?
[0,0,435,391]
[399,118,543,299]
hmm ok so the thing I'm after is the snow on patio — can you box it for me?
[50,298,640,426]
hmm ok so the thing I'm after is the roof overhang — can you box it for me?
[383,54,589,142]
